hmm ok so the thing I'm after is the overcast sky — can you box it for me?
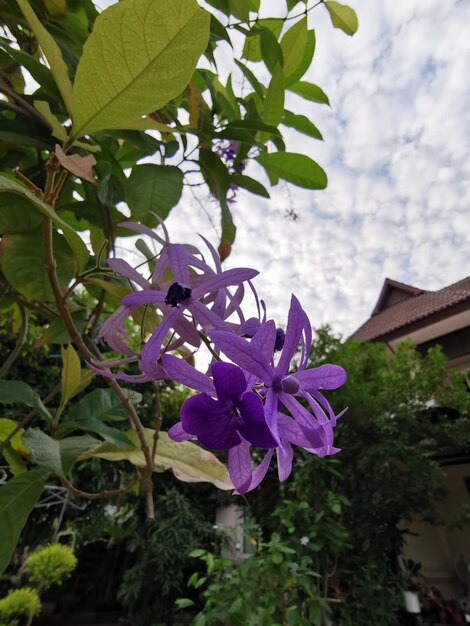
[101,0,470,337]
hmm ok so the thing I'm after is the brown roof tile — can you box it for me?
[352,276,470,342]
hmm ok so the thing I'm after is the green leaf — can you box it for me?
[72,0,210,137]
[324,1,359,36]
[22,429,99,477]
[0,228,75,302]
[65,388,142,423]
[61,419,135,449]
[288,81,329,105]
[0,419,29,454]
[0,192,42,234]
[262,64,284,130]
[0,381,51,421]
[83,429,233,490]
[60,344,81,408]
[280,17,308,79]
[41,309,88,345]
[34,100,67,141]
[228,0,250,22]
[0,175,89,272]
[0,42,61,101]
[242,19,283,63]
[282,110,323,140]
[256,152,327,189]
[16,0,73,114]
[199,149,235,261]
[230,174,270,198]
[0,470,48,576]
[3,444,27,476]
[234,59,264,99]
[284,28,316,87]
[260,27,284,74]
[125,165,183,224]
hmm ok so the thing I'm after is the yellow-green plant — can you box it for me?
[25,544,77,590]
[0,587,41,623]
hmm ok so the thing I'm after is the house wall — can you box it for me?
[403,462,470,600]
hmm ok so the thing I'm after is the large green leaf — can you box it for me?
[282,110,323,140]
[72,0,210,137]
[82,429,233,490]
[125,164,184,224]
[65,388,142,423]
[60,419,135,449]
[280,17,308,79]
[0,470,48,575]
[256,152,327,189]
[0,192,42,234]
[22,429,99,477]
[288,81,330,104]
[262,64,285,130]
[16,0,73,114]
[230,174,270,198]
[0,175,89,272]
[0,381,51,421]
[242,19,283,62]
[0,228,75,302]
[284,28,316,87]
[324,1,359,36]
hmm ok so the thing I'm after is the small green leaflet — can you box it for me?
[256,152,327,189]
[324,1,359,36]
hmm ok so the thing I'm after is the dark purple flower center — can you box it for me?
[281,375,300,395]
[164,282,192,308]
[274,327,285,351]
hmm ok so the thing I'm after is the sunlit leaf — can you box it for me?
[324,1,359,36]
[60,345,81,408]
[242,19,283,62]
[288,81,329,105]
[282,110,323,140]
[0,470,48,575]
[16,0,73,114]
[72,0,210,137]
[280,17,308,79]
[230,174,270,198]
[256,152,327,189]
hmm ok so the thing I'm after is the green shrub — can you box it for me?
[0,587,41,621]
[25,544,77,590]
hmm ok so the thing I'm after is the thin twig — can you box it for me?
[151,382,163,460]
[60,476,137,500]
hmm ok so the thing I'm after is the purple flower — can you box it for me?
[169,361,276,451]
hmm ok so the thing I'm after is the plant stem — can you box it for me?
[60,476,137,500]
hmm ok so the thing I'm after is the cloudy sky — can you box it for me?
[101,0,470,338]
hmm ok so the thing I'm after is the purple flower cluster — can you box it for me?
[95,222,347,493]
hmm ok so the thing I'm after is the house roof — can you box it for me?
[351,276,470,342]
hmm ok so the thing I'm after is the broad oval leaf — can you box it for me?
[242,19,283,63]
[0,470,48,575]
[256,152,327,189]
[324,1,359,36]
[288,81,330,105]
[72,0,210,137]
[81,429,233,490]
[230,174,270,198]
[0,193,42,234]
[284,28,316,87]
[125,164,184,224]
[262,64,285,130]
[280,17,308,79]
[282,110,323,140]
[22,429,99,477]
[0,228,76,302]
[65,388,142,423]
[0,381,51,421]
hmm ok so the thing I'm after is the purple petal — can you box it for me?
[278,413,319,448]
[107,258,150,289]
[224,284,245,322]
[121,289,166,307]
[87,361,164,383]
[192,268,259,299]
[294,365,347,390]
[279,394,328,448]
[276,442,293,482]
[251,320,276,364]
[141,308,183,372]
[234,449,274,495]
[264,388,281,444]
[118,220,167,245]
[299,307,312,371]
[180,394,240,450]
[173,316,201,348]
[228,440,252,492]
[151,247,170,286]
[167,244,191,285]
[209,331,274,385]
[168,422,195,442]
[237,392,277,449]
[276,295,304,376]
[199,234,222,272]
[239,317,261,337]
[188,300,228,333]
[211,362,247,404]
[162,354,215,394]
